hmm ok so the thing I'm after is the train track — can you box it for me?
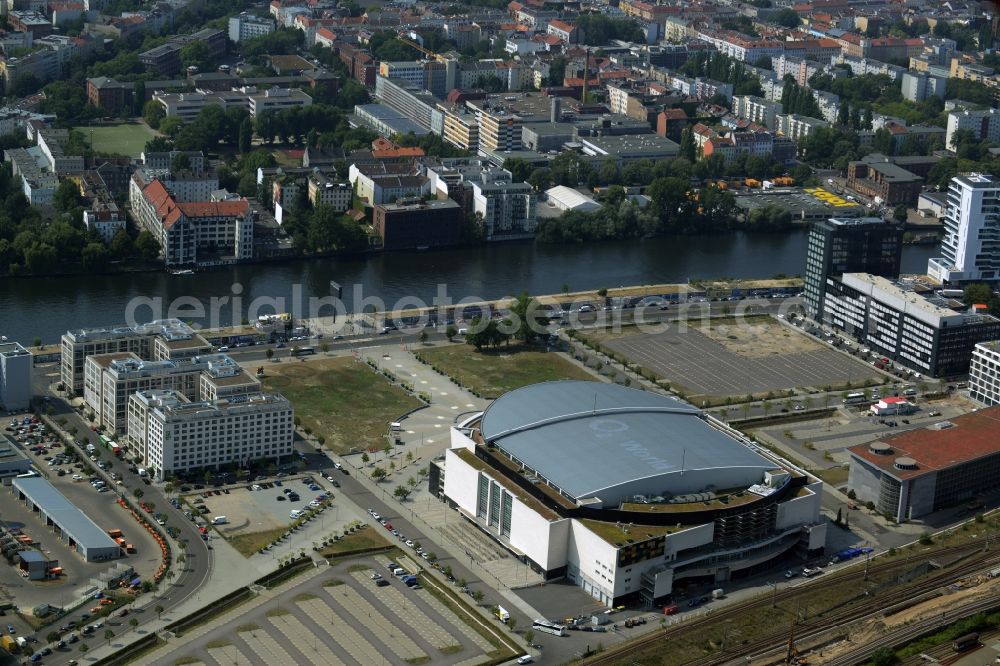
[582,539,1000,666]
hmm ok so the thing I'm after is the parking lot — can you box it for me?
[0,417,160,616]
[146,554,500,666]
[600,321,880,397]
[179,475,349,538]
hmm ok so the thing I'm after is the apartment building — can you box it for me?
[228,12,275,43]
[822,273,1000,376]
[732,95,781,131]
[4,147,57,205]
[85,352,259,435]
[776,114,829,142]
[945,108,1000,149]
[425,158,536,240]
[928,173,1000,284]
[307,172,352,212]
[130,176,253,267]
[901,71,945,103]
[37,129,84,173]
[374,76,442,133]
[373,198,462,250]
[439,103,479,152]
[378,60,426,88]
[127,390,293,480]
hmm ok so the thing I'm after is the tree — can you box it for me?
[870,647,899,666]
[394,485,411,501]
[46,631,60,643]
[893,204,908,223]
[239,116,253,153]
[419,329,428,344]
[79,643,88,653]
[266,348,274,360]
[678,127,696,163]
[129,618,139,633]
[171,153,191,172]
[472,590,484,604]
[963,283,994,306]
[155,604,164,619]
[506,292,548,344]
[159,116,184,140]
[445,324,458,341]
[180,40,212,72]
[371,467,387,481]
[143,100,165,130]
[81,242,109,272]
[104,629,114,646]
[135,231,161,261]
[774,7,801,28]
[525,629,535,645]
[110,228,135,258]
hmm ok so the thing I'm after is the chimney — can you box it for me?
[550,96,561,123]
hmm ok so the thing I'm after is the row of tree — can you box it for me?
[678,52,764,98]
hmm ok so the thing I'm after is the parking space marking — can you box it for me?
[336,575,429,658]
[453,656,492,666]
[297,597,385,665]
[269,614,345,666]
[239,627,302,666]
[207,643,250,666]
[349,572,460,651]
[414,585,493,652]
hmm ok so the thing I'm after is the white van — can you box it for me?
[211,516,228,525]
[137,468,147,478]
[289,509,305,519]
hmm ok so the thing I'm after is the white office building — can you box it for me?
[0,342,31,411]
[127,390,293,480]
[928,173,1000,284]
[970,340,1000,406]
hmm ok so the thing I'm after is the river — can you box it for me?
[0,232,939,345]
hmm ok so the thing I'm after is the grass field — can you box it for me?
[415,344,595,398]
[317,525,392,557]
[227,526,288,558]
[261,356,421,453]
[79,123,159,157]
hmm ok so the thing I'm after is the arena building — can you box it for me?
[438,381,825,607]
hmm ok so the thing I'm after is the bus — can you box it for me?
[843,392,868,406]
[532,619,567,637]
[292,347,315,357]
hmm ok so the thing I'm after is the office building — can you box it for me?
[439,381,825,606]
[228,13,275,43]
[126,390,293,480]
[970,341,1000,406]
[84,352,259,435]
[928,174,1000,284]
[822,273,1000,376]
[848,407,1000,522]
[373,198,462,251]
[0,342,31,411]
[60,319,210,394]
[804,217,903,319]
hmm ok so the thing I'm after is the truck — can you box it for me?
[107,529,123,539]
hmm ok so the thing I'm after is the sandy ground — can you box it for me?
[699,320,822,358]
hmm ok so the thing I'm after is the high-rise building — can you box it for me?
[928,174,1000,284]
[969,341,1000,406]
[804,217,903,319]
[0,342,31,411]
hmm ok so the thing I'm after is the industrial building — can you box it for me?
[438,381,825,607]
[848,407,1000,522]
[0,341,31,411]
[11,476,121,562]
[0,434,33,479]
[821,273,1000,376]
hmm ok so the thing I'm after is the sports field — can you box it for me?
[78,123,159,157]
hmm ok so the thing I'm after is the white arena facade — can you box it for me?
[439,381,826,607]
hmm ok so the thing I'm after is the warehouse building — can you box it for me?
[439,381,825,607]
[11,476,121,562]
[0,433,33,479]
[544,185,601,213]
[848,407,1000,522]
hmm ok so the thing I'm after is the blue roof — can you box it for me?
[479,381,774,501]
[12,477,120,552]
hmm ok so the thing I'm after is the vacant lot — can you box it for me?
[587,318,879,401]
[417,344,595,398]
[262,356,421,453]
[79,123,158,157]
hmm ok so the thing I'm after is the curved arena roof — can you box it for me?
[479,381,774,504]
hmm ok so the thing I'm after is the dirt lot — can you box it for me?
[698,318,822,358]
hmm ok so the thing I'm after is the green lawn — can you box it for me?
[416,344,595,398]
[78,123,159,157]
[261,356,421,454]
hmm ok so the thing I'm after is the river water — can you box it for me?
[0,232,939,345]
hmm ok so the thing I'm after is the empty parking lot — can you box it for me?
[599,321,880,397]
[147,554,502,666]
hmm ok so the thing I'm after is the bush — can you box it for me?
[919,531,933,545]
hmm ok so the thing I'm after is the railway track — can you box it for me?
[582,539,1000,666]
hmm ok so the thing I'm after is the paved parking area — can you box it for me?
[602,324,879,397]
[180,476,336,536]
[146,555,497,666]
